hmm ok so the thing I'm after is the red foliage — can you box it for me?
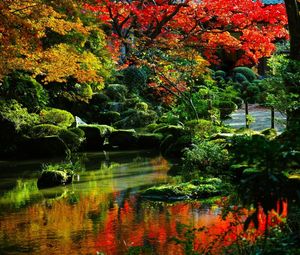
[84,0,288,66]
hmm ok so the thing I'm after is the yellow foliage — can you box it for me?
[0,0,113,85]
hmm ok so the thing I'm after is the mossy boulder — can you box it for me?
[19,136,70,158]
[109,129,138,149]
[40,108,75,128]
[78,124,114,151]
[115,109,157,129]
[37,170,73,189]
[261,128,277,140]
[141,178,223,201]
[137,133,163,149]
[154,125,186,137]
[105,84,128,101]
[160,134,192,158]
[97,111,121,125]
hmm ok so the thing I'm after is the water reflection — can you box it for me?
[0,151,283,255]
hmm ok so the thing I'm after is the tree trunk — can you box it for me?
[284,0,300,61]
[284,1,300,130]
[271,106,275,129]
[245,101,249,128]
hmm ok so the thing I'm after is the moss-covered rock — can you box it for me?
[37,170,73,189]
[141,178,224,201]
[40,108,75,128]
[19,136,70,158]
[78,124,114,151]
[97,111,121,125]
[105,84,128,101]
[160,134,192,158]
[115,109,157,129]
[260,128,277,140]
[154,125,186,137]
[109,129,138,149]
[30,124,62,137]
[137,133,163,149]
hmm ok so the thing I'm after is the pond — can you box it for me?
[0,151,261,255]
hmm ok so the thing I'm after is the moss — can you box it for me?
[105,84,128,101]
[135,102,148,111]
[98,111,121,125]
[78,124,115,151]
[30,124,63,137]
[58,129,84,152]
[40,108,75,128]
[154,125,186,137]
[141,178,224,201]
[260,128,277,140]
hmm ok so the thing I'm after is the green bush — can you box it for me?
[182,141,229,178]
[234,73,248,83]
[233,67,256,82]
[74,83,93,102]
[217,101,238,119]
[105,84,128,101]
[30,124,62,137]
[40,108,75,128]
[214,70,227,78]
[0,72,48,111]
[0,100,39,131]
[135,102,148,111]
[185,119,220,139]
[122,66,147,93]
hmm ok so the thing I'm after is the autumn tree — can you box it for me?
[0,0,113,86]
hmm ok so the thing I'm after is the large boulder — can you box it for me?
[109,129,138,149]
[79,124,114,151]
[137,133,163,149]
[19,136,70,158]
[37,170,73,189]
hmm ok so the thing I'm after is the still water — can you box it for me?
[0,151,231,255]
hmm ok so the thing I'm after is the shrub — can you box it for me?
[234,72,248,83]
[182,141,229,178]
[0,72,48,111]
[122,66,147,93]
[0,100,39,131]
[105,84,128,101]
[233,67,256,82]
[135,102,149,111]
[217,101,238,119]
[30,124,62,137]
[185,119,220,139]
[214,70,227,78]
[40,108,75,128]
[74,83,93,102]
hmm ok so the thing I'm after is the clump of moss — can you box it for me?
[141,177,225,201]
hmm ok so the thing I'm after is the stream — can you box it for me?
[0,151,240,255]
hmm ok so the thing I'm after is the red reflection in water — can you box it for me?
[95,197,287,255]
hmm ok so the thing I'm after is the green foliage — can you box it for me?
[105,84,128,101]
[122,66,147,93]
[58,128,85,151]
[40,108,75,128]
[135,102,148,111]
[0,100,39,131]
[233,67,256,82]
[0,72,49,111]
[216,101,237,119]
[182,140,229,178]
[185,119,220,139]
[74,83,93,102]
[98,111,121,125]
[262,55,300,113]
[30,124,62,137]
